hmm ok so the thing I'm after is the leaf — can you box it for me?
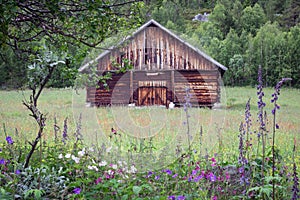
[132,186,142,195]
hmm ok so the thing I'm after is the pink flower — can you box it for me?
[225,172,230,181]
[211,195,218,200]
[95,177,102,184]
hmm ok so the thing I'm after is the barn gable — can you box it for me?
[80,19,227,107]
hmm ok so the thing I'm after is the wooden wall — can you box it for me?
[86,69,220,107]
[97,24,217,72]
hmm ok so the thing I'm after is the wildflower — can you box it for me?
[58,154,63,159]
[78,148,85,157]
[89,147,94,152]
[194,175,203,182]
[147,171,154,178]
[65,153,71,158]
[168,196,175,200]
[271,78,292,116]
[129,165,137,173]
[155,175,160,180]
[73,187,81,194]
[15,170,21,175]
[6,136,13,145]
[208,172,216,182]
[212,195,218,200]
[192,169,198,176]
[177,195,185,200]
[172,173,178,178]
[72,155,80,163]
[257,66,266,137]
[0,159,5,165]
[95,177,102,185]
[106,146,112,153]
[99,160,107,166]
[163,169,172,175]
[225,172,230,181]
[111,164,118,170]
[62,118,68,145]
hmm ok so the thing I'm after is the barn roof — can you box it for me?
[79,19,227,72]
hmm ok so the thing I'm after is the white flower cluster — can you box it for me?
[58,148,88,164]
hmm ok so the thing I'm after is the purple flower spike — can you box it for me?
[73,187,81,194]
[6,136,13,145]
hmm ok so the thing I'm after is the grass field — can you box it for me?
[0,87,300,144]
[0,86,299,162]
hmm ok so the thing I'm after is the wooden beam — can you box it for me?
[130,70,133,103]
[171,70,175,102]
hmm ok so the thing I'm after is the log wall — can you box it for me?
[97,25,217,72]
[86,69,220,107]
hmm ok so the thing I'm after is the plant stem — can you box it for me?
[272,108,276,200]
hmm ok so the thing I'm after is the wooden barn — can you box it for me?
[79,19,227,107]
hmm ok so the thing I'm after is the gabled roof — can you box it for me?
[79,19,227,72]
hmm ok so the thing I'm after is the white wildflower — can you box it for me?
[99,160,107,167]
[88,165,94,170]
[106,146,112,153]
[129,165,137,173]
[93,166,99,171]
[72,155,80,163]
[111,164,118,170]
[58,154,63,159]
[65,153,71,158]
[117,161,123,167]
[89,147,94,152]
[107,170,113,175]
[78,148,85,157]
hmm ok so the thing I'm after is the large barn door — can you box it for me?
[138,81,167,106]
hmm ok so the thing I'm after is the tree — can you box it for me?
[240,3,266,36]
[0,0,144,57]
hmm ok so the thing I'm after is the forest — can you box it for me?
[0,0,299,88]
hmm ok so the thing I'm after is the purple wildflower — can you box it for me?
[168,196,176,200]
[6,136,13,145]
[73,187,81,194]
[192,169,198,176]
[271,78,292,116]
[155,175,160,180]
[15,170,21,175]
[177,195,186,200]
[172,173,178,178]
[194,175,203,182]
[0,159,5,165]
[163,169,172,175]
[208,172,216,182]
[62,117,68,145]
[147,171,154,178]
[257,65,266,137]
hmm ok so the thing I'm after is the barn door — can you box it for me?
[138,81,167,106]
